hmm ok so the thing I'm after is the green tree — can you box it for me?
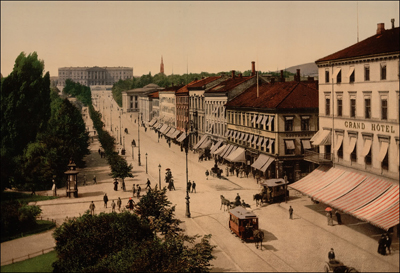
[108,153,133,185]
[0,52,51,191]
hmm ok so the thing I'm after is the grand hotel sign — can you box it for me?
[344,121,396,134]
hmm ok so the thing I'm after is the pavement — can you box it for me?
[2,91,399,272]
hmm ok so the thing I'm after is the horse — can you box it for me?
[253,229,264,250]
[253,194,263,207]
[220,195,232,211]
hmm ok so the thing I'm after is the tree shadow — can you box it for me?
[79,191,105,198]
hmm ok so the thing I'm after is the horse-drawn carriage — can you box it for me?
[254,178,289,206]
[228,206,264,249]
[324,260,359,272]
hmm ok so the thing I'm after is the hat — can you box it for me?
[331,248,334,250]
[129,197,132,200]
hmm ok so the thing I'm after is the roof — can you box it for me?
[206,76,254,93]
[225,81,318,110]
[316,27,399,63]
[188,76,222,88]
[229,206,257,219]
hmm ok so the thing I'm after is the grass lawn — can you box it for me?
[1,220,56,243]
[1,191,58,204]
[1,250,57,272]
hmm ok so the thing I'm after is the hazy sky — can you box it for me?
[1,1,399,77]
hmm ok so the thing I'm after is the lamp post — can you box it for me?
[131,139,136,160]
[138,111,141,166]
[110,103,113,132]
[145,153,148,174]
[184,120,193,218]
[119,110,122,145]
[284,173,288,203]
[158,164,161,190]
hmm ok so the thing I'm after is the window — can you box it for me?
[365,98,371,119]
[325,98,331,116]
[349,70,355,83]
[382,152,389,170]
[381,99,388,120]
[350,98,356,118]
[337,70,342,83]
[351,143,357,162]
[325,70,330,83]
[285,117,294,131]
[337,97,343,117]
[337,141,343,159]
[301,116,310,131]
[381,64,387,80]
[285,140,295,155]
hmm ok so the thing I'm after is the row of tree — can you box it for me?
[52,187,215,272]
[1,52,90,192]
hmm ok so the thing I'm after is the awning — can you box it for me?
[220,144,232,157]
[199,139,212,149]
[251,154,271,170]
[149,118,157,126]
[226,147,246,163]
[210,140,223,154]
[213,144,227,155]
[285,140,295,150]
[267,116,274,127]
[257,137,264,146]
[241,133,247,141]
[172,130,181,139]
[290,166,399,231]
[268,139,274,149]
[248,134,254,143]
[252,135,259,145]
[256,115,263,124]
[311,129,331,146]
[347,67,355,78]
[163,127,172,135]
[225,130,230,137]
[260,156,275,172]
[176,132,187,143]
[159,124,168,133]
[156,123,163,130]
[361,139,372,157]
[302,139,312,150]
[333,68,341,79]
[262,115,269,126]
[333,135,344,151]
[251,114,258,123]
[236,132,242,141]
[310,130,320,143]
[346,137,357,155]
[264,138,269,148]
[378,142,389,163]
[166,128,176,138]
[193,135,208,150]
[223,145,237,159]
[151,121,158,128]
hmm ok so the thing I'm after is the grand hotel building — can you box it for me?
[291,22,399,234]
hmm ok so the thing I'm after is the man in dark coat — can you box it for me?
[103,193,108,208]
[328,248,335,261]
[335,210,342,225]
[386,233,392,255]
[187,180,192,193]
[113,179,118,191]
[378,234,386,255]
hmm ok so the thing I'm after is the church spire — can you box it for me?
[160,56,164,74]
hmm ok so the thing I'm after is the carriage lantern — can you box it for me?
[65,159,79,198]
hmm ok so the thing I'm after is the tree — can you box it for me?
[0,52,51,191]
[108,153,133,185]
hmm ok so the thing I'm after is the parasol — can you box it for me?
[325,207,332,211]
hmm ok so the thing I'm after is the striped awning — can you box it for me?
[226,147,246,163]
[159,124,168,133]
[172,130,181,139]
[210,140,223,154]
[166,128,176,138]
[176,132,187,142]
[260,156,275,172]
[149,118,157,127]
[156,123,163,130]
[199,139,212,149]
[251,154,274,171]
[163,127,172,135]
[223,145,237,159]
[289,166,399,231]
[193,135,208,150]
[213,144,227,155]
[252,135,259,145]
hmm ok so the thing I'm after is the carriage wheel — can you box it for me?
[347,267,358,273]
[324,264,330,273]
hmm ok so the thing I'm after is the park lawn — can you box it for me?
[1,250,57,272]
[1,220,56,243]
[1,191,58,204]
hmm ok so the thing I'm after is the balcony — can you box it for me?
[304,150,332,165]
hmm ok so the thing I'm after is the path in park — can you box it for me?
[2,92,399,272]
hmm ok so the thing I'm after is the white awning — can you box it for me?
[256,115,263,124]
[172,130,181,139]
[285,140,295,150]
[311,129,331,146]
[243,133,249,141]
[302,139,312,150]
[232,131,238,139]
[257,137,264,146]
[268,139,274,149]
[226,147,246,163]
[248,134,254,143]
[378,142,389,163]
[213,144,227,155]
[333,135,344,151]
[225,130,230,137]
[310,130,320,143]
[199,139,212,149]
[262,115,269,126]
[210,140,223,154]
[346,137,357,155]
[176,132,187,142]
[264,138,269,148]
[267,116,274,127]
[236,132,242,140]
[260,156,276,172]
[241,133,247,141]
[193,135,208,150]
[251,114,257,123]
[220,144,232,157]
[252,135,259,145]
[333,68,341,79]
[361,139,372,157]
[159,124,168,133]
[347,67,355,78]
[251,154,273,170]
[166,128,176,138]
[223,145,237,159]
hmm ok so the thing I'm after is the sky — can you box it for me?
[1,1,399,78]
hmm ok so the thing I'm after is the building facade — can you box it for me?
[58,66,133,88]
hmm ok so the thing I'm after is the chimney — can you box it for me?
[280,70,285,82]
[308,76,314,82]
[231,70,236,79]
[251,61,256,76]
[202,76,205,79]
[194,78,198,81]
[391,19,395,29]
[377,23,385,34]
[239,73,243,78]
[270,77,275,84]
[296,69,300,82]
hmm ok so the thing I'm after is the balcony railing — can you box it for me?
[304,150,332,165]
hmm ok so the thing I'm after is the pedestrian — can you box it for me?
[111,200,116,212]
[127,197,135,211]
[187,180,192,192]
[378,234,386,255]
[89,201,95,215]
[103,193,108,208]
[122,180,126,191]
[83,174,87,186]
[235,193,241,206]
[137,185,141,198]
[113,178,119,191]
[335,210,342,225]
[191,181,196,193]
[117,197,122,211]
[328,248,335,261]
[235,168,239,177]
[146,179,151,190]
[205,170,209,180]
[98,148,101,155]
[386,233,392,255]
[289,206,293,219]
[326,211,333,226]
[52,179,57,197]
[93,175,97,184]
[132,184,136,195]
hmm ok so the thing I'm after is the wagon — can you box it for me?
[324,260,359,273]
[260,178,289,203]
[228,206,259,241]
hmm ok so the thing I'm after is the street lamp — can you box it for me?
[145,153,148,174]
[184,120,193,218]
[284,173,288,203]
[131,139,136,160]
[138,111,141,166]
[110,103,113,132]
[158,164,161,190]
[119,110,122,145]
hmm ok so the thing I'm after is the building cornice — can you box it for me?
[316,52,399,68]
